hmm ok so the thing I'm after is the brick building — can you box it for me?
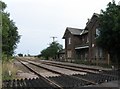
[63,13,110,64]
[62,27,83,62]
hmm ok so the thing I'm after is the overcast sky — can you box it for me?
[3,0,120,55]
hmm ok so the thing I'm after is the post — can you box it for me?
[108,53,110,65]
[0,2,2,88]
[51,36,57,42]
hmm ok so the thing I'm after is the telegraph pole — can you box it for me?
[50,36,57,42]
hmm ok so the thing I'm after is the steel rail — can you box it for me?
[41,62,99,73]
[17,59,63,89]
[24,60,97,85]
[40,61,118,78]
[40,60,113,71]
[27,60,118,84]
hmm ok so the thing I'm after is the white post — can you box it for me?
[8,70,12,76]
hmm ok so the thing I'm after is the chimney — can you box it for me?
[86,18,90,25]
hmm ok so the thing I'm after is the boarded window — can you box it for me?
[82,36,84,41]
[68,37,71,44]
[67,50,72,58]
[86,36,89,43]
[95,47,103,59]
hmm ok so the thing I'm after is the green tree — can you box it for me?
[18,53,23,57]
[41,41,63,60]
[1,1,20,56]
[97,1,120,64]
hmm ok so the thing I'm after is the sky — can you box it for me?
[3,0,120,55]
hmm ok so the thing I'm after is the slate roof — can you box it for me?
[62,27,83,38]
[67,27,83,35]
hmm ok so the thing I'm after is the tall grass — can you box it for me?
[2,54,18,80]
[2,61,18,80]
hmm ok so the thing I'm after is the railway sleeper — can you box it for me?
[48,75,94,88]
[73,72,118,84]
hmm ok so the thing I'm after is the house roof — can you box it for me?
[67,27,83,35]
[62,27,83,39]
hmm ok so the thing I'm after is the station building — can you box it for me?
[63,13,110,65]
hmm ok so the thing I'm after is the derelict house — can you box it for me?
[63,13,110,65]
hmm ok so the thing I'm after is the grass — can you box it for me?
[2,61,18,81]
[2,54,18,81]
[0,61,2,88]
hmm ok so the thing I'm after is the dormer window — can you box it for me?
[68,37,71,44]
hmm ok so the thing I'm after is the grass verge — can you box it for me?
[2,54,18,81]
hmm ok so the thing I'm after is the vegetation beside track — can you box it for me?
[2,55,18,80]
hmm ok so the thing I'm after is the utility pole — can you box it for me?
[50,36,57,42]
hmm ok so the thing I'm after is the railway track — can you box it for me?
[3,58,119,88]
[38,60,119,77]
[26,59,119,84]
[38,60,119,83]
[38,60,112,71]
[3,59,63,89]
[20,59,97,86]
[18,59,63,89]
[39,61,100,74]
[22,59,119,83]
[3,58,96,88]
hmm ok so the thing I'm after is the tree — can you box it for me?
[18,53,23,57]
[97,1,120,64]
[41,41,63,60]
[1,1,20,56]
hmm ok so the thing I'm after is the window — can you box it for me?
[99,48,103,58]
[85,53,88,60]
[67,50,71,58]
[95,48,98,58]
[95,48,103,59]
[68,37,71,44]
[95,28,100,38]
